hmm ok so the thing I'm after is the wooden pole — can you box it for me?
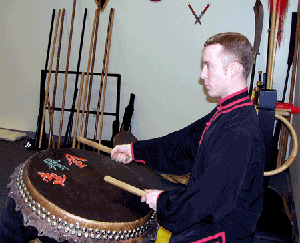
[98,8,115,144]
[83,9,100,140]
[57,0,77,148]
[266,0,279,89]
[93,9,114,144]
[38,9,62,148]
[72,72,85,148]
[77,9,98,148]
[48,8,65,148]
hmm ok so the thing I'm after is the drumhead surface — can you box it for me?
[26,148,150,223]
[9,148,164,242]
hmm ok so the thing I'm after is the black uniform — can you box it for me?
[132,88,265,242]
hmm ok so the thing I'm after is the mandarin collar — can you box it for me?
[218,87,249,106]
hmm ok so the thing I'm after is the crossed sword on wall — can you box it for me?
[188,2,211,25]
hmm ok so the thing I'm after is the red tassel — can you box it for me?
[269,0,289,46]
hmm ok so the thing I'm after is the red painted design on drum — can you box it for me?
[65,154,87,168]
[38,172,66,186]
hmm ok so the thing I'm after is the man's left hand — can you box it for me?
[141,189,164,211]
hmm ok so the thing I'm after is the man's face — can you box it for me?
[200,44,230,99]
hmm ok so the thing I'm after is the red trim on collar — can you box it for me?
[219,87,248,105]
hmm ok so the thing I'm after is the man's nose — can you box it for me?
[200,68,206,79]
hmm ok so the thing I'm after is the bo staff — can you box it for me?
[98,8,115,144]
[63,8,88,147]
[104,176,147,197]
[39,9,62,148]
[57,0,77,148]
[266,0,279,89]
[72,72,85,148]
[93,9,115,143]
[77,9,99,149]
[77,71,91,149]
[48,8,66,148]
[34,9,56,149]
[83,9,101,140]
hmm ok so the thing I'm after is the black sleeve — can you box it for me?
[132,113,211,175]
[156,126,257,233]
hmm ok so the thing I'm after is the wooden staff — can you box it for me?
[57,0,77,148]
[48,8,65,148]
[63,8,88,147]
[266,0,279,89]
[77,9,99,148]
[277,0,300,167]
[98,8,115,144]
[104,176,147,197]
[35,9,56,148]
[38,9,62,148]
[72,72,85,148]
[93,9,114,144]
[77,73,90,149]
[83,9,100,140]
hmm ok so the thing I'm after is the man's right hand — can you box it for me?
[111,144,133,164]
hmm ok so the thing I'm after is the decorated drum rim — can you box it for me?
[8,154,158,242]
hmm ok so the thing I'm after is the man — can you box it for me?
[111,32,265,242]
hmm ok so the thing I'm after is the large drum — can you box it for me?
[8,148,179,242]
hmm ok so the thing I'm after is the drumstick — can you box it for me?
[76,136,131,160]
[77,136,112,154]
[104,176,147,197]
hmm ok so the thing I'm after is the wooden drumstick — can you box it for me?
[76,136,131,161]
[77,136,112,154]
[104,176,147,197]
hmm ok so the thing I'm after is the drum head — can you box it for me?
[9,148,160,242]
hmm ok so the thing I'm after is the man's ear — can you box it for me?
[227,62,243,79]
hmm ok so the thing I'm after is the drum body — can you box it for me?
[8,148,170,242]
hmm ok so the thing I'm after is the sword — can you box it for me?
[188,2,211,25]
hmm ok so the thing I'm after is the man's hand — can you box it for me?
[111,144,133,164]
[141,189,164,211]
